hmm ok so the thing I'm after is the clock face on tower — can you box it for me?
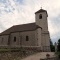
[39,14,42,19]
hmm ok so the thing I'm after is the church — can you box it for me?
[0,8,50,51]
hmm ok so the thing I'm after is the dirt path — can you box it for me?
[21,52,55,60]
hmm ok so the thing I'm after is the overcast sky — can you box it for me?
[0,0,60,43]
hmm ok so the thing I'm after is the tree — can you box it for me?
[57,39,60,52]
[50,40,55,52]
[57,39,60,58]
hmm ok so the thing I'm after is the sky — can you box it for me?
[0,0,60,43]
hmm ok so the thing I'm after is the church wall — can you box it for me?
[9,30,37,47]
[0,35,9,46]
[34,30,38,46]
[45,33,50,51]
[41,33,50,51]
[35,28,42,51]
[36,28,42,47]
[35,12,48,31]
[45,33,50,46]
[35,11,50,51]
[20,30,37,47]
[10,32,20,47]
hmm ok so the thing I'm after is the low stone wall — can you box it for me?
[21,46,42,52]
[0,48,39,60]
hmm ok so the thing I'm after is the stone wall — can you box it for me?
[0,49,38,60]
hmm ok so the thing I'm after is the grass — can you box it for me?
[0,48,21,52]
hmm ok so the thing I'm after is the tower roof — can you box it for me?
[35,9,47,14]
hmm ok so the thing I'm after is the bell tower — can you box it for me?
[35,8,48,31]
[35,8,50,51]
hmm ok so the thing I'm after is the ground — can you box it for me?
[0,48,55,60]
[21,52,55,60]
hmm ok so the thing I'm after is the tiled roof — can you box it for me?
[0,23,41,35]
[35,9,47,14]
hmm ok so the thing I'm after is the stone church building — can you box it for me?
[0,9,50,51]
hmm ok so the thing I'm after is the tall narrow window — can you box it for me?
[39,14,42,19]
[26,36,29,41]
[14,37,16,42]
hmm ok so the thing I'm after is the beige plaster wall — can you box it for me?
[0,35,9,46]
[20,30,37,47]
[41,31,50,51]
[9,30,37,47]
[0,30,39,47]
[10,32,20,47]
[35,12,48,31]
[36,28,42,47]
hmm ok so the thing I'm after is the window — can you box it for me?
[39,14,42,19]
[14,37,16,42]
[26,36,29,41]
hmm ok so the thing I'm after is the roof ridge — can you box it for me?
[0,22,42,36]
[13,22,35,27]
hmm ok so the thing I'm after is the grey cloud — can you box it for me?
[51,15,60,30]
[14,0,24,5]
[0,0,6,3]
[0,0,16,14]
[0,22,6,32]
[51,32,60,44]
[49,14,60,43]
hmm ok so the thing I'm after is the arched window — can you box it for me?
[26,36,29,41]
[14,37,16,42]
[39,14,42,19]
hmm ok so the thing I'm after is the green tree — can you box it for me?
[50,40,55,52]
[57,39,60,52]
[57,39,60,58]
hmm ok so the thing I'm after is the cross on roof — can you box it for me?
[41,7,42,9]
